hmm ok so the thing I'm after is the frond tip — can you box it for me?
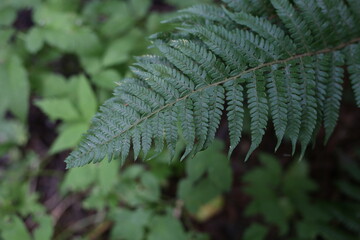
[65,0,360,168]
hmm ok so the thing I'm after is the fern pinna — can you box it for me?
[66,0,360,168]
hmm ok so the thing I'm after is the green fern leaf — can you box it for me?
[271,0,313,52]
[298,57,317,158]
[311,53,331,145]
[225,79,244,157]
[178,99,195,160]
[266,64,287,150]
[347,44,360,107]
[283,63,302,153]
[65,0,360,168]
[323,51,344,143]
[192,90,210,152]
[245,70,268,161]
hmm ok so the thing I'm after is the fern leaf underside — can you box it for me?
[66,0,360,168]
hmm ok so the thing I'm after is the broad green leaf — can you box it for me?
[283,161,317,205]
[0,120,27,154]
[98,2,135,37]
[98,160,119,193]
[33,7,100,53]
[207,143,232,191]
[296,221,321,239]
[61,164,98,193]
[117,168,160,206]
[138,172,160,202]
[43,28,100,54]
[147,215,187,240]
[17,184,45,216]
[111,208,151,240]
[82,188,108,210]
[92,69,120,90]
[122,165,145,179]
[243,224,268,240]
[103,41,131,66]
[178,178,219,213]
[35,98,80,121]
[185,140,231,184]
[49,122,89,154]
[80,56,103,75]
[244,153,282,187]
[5,56,29,122]
[1,216,32,240]
[0,7,16,25]
[34,6,76,31]
[46,0,80,12]
[129,0,151,19]
[3,0,41,9]
[25,27,44,53]
[0,29,14,47]
[0,64,10,117]
[187,232,210,240]
[178,140,232,213]
[76,76,97,121]
[33,215,53,240]
[102,31,140,67]
[145,13,174,34]
[40,73,69,98]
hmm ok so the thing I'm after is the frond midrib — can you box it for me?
[73,37,360,160]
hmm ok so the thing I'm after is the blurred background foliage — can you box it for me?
[0,0,359,239]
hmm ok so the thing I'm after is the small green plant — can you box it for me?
[0,151,53,240]
[59,140,230,240]
[0,1,206,239]
[66,0,360,168]
[1,0,360,239]
[243,153,360,240]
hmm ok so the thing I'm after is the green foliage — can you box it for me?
[243,223,268,240]
[61,144,218,239]
[1,0,360,239]
[165,0,212,8]
[178,140,232,213]
[0,1,211,238]
[243,154,318,236]
[0,152,54,240]
[0,0,175,157]
[35,75,97,154]
[67,0,360,168]
[243,153,360,240]
[0,56,29,122]
[0,120,27,155]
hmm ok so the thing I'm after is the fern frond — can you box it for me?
[266,64,287,150]
[298,57,317,157]
[245,70,268,160]
[271,0,314,52]
[283,63,302,153]
[224,9,296,57]
[66,0,360,168]
[293,0,330,49]
[178,99,195,160]
[192,90,210,152]
[311,53,330,144]
[347,44,360,107]
[347,0,360,28]
[224,79,244,157]
[222,0,273,16]
[323,51,344,143]
[204,85,225,149]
